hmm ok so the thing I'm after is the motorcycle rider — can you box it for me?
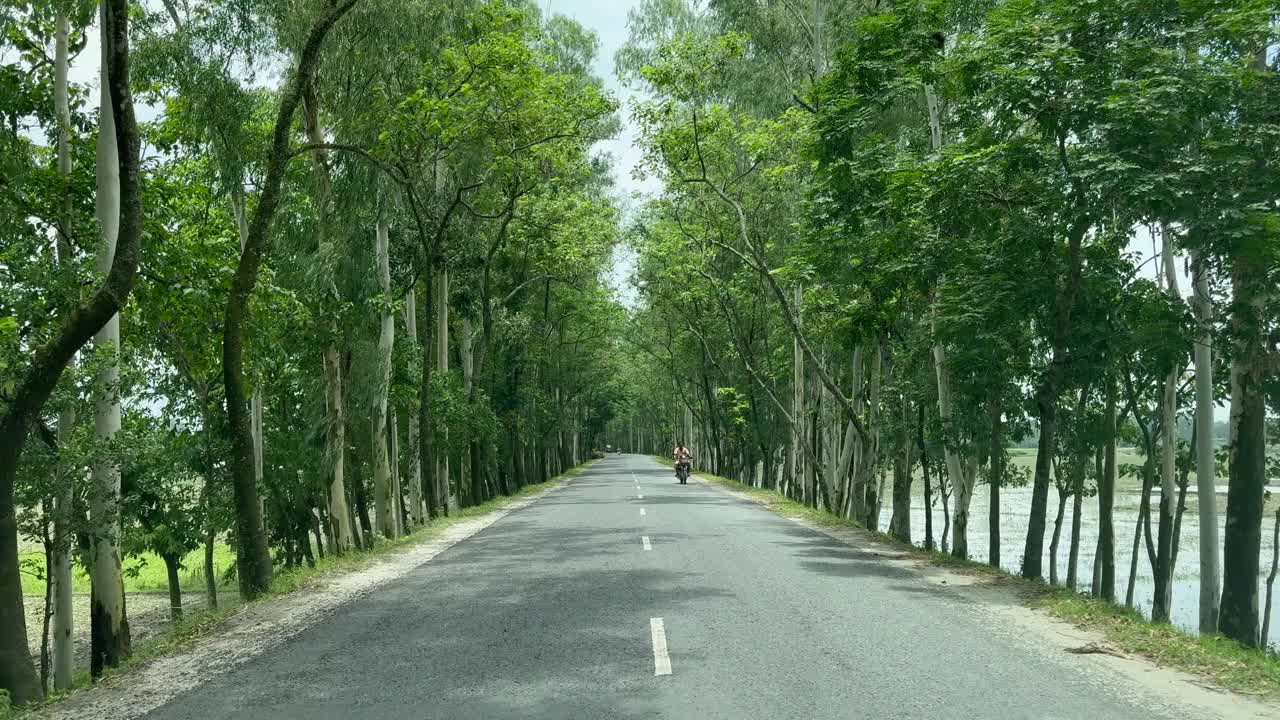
[672,441,692,482]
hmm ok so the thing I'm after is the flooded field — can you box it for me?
[877,465,1280,648]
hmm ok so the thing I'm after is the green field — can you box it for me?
[19,544,237,598]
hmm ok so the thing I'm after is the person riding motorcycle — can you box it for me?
[672,442,693,483]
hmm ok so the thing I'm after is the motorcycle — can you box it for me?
[675,459,691,484]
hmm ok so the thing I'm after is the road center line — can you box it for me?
[642,535,652,551]
[650,618,672,676]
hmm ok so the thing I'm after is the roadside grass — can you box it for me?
[19,545,237,599]
[1029,591,1280,696]
[5,460,596,718]
[679,459,1280,700]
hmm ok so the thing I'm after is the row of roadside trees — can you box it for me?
[612,0,1278,652]
[1,0,627,705]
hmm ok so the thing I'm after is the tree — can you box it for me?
[0,0,141,703]
[220,0,360,600]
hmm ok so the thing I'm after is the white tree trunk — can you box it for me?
[404,289,424,526]
[923,81,972,555]
[933,331,971,559]
[791,285,804,498]
[389,410,402,536]
[1191,249,1220,632]
[372,215,396,539]
[461,318,475,397]
[822,366,840,512]
[51,8,75,690]
[1157,223,1180,613]
[91,8,128,663]
[461,318,476,497]
[864,342,883,526]
[323,345,352,552]
[435,268,456,512]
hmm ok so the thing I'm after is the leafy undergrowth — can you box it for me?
[682,460,1280,700]
[6,461,596,718]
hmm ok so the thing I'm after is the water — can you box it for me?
[877,484,1280,647]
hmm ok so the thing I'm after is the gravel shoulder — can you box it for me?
[24,593,212,677]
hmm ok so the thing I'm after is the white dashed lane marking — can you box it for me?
[650,618,672,676]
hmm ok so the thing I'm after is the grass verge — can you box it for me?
[4,460,596,719]
[20,545,237,598]
[679,458,1280,700]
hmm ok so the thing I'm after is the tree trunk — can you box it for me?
[0,0,141,702]
[372,215,396,540]
[344,440,364,551]
[90,11,131,673]
[231,193,267,543]
[162,553,183,623]
[405,289,424,526]
[1262,508,1279,648]
[352,452,373,546]
[791,286,804,498]
[40,512,52,696]
[1050,485,1068,586]
[1152,223,1178,623]
[312,508,326,559]
[221,0,358,601]
[1126,468,1154,608]
[419,275,437,519]
[988,398,1003,569]
[861,345,883,528]
[435,268,454,514]
[889,395,912,542]
[932,335,970,560]
[51,8,76,691]
[1098,373,1117,602]
[939,479,951,555]
[323,345,352,552]
[1067,468,1084,589]
[462,319,483,506]
[919,404,934,552]
[1219,46,1272,649]
[390,411,404,534]
[1221,314,1268,646]
[1190,249,1220,633]
[203,512,217,611]
[1022,214,1091,580]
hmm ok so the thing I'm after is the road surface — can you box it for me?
[144,455,1227,719]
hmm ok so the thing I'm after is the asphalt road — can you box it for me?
[145,455,1197,719]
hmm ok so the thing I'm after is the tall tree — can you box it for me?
[221,0,360,599]
[0,0,141,703]
[89,0,131,675]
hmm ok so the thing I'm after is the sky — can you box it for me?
[540,0,652,306]
[544,0,658,203]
